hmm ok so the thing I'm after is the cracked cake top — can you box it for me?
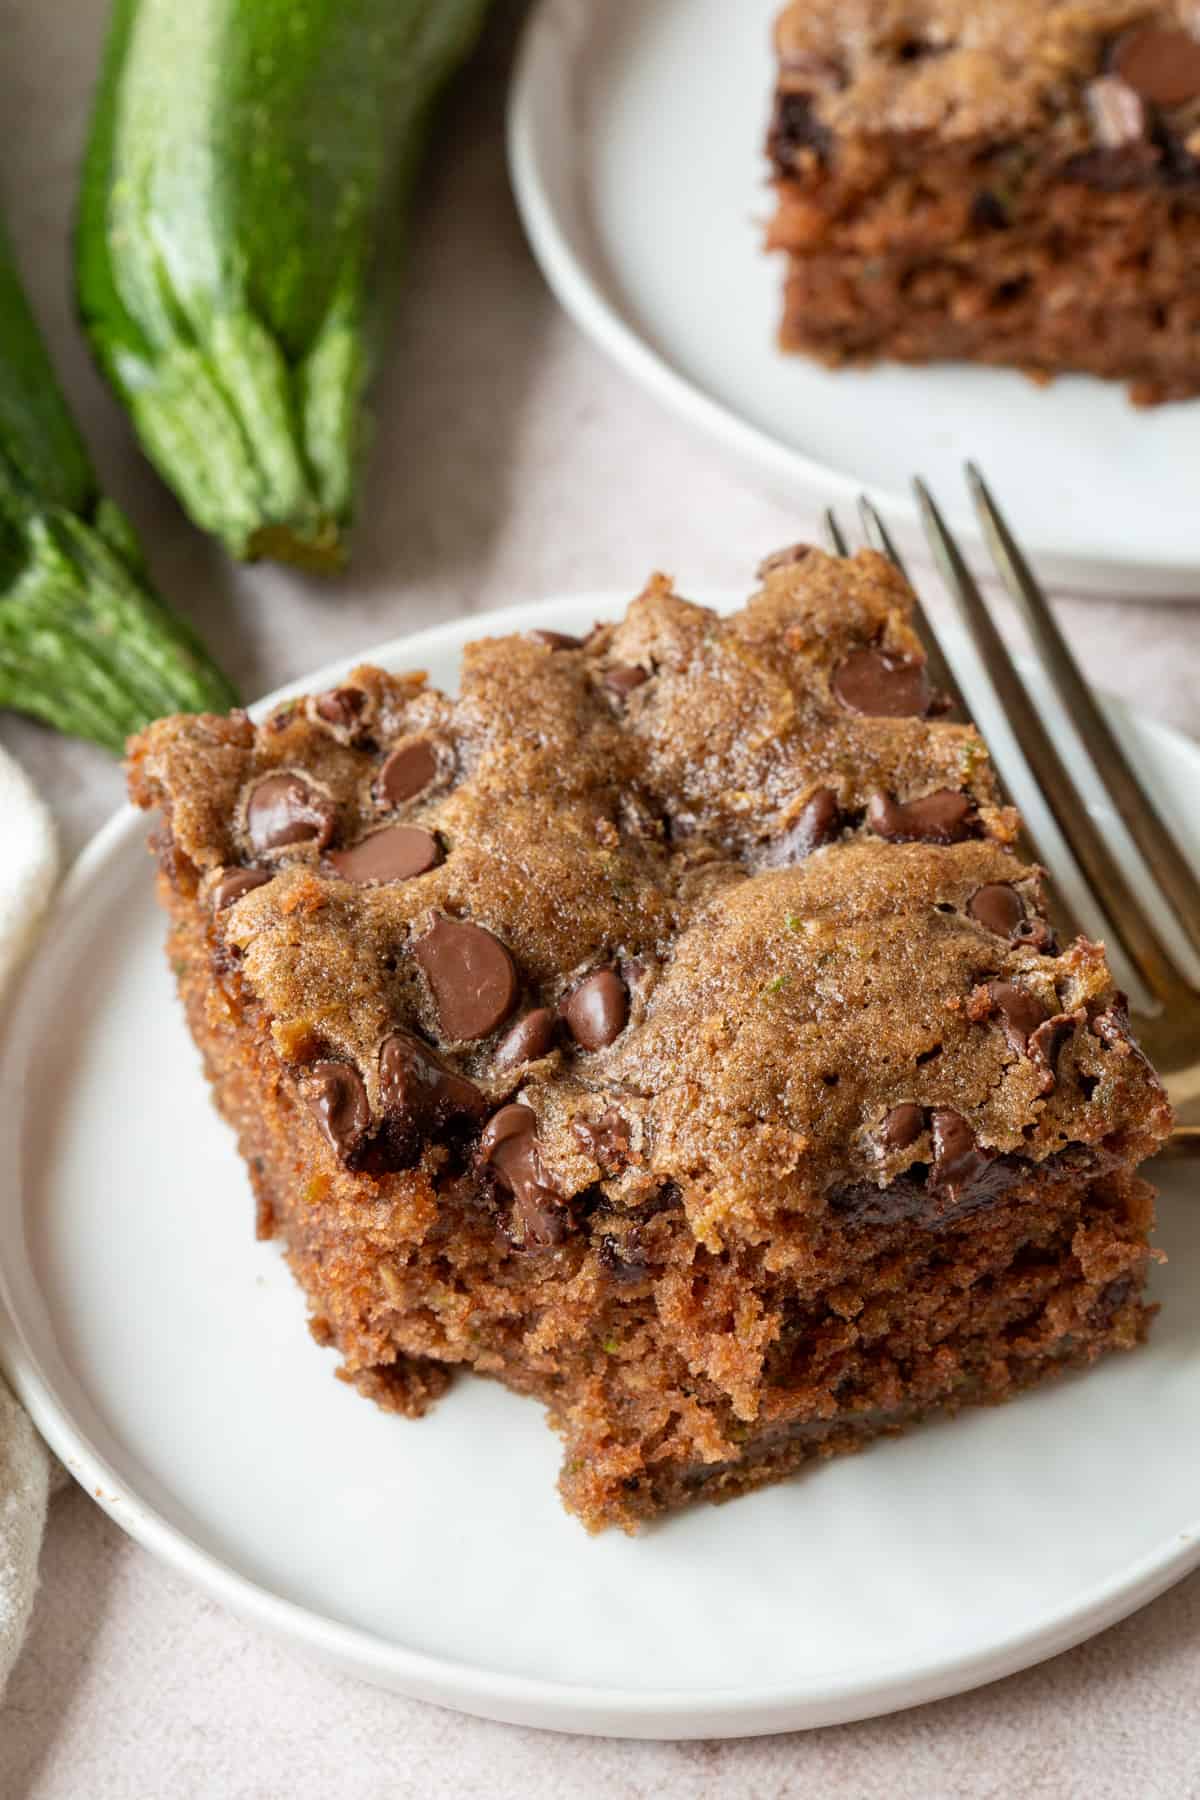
[128,551,1171,1256]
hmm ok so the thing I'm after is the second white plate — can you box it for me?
[509,0,1200,597]
[1,593,1199,1738]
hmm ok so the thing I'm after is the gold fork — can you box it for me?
[824,470,1200,1159]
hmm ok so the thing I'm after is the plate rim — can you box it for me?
[506,0,1200,597]
[2,592,1198,1739]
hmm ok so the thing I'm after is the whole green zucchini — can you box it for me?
[0,216,237,752]
[77,0,492,571]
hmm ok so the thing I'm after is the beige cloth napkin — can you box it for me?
[0,740,59,1696]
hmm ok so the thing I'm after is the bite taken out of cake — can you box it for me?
[128,547,1172,1532]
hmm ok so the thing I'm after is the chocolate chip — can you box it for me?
[572,1108,632,1167]
[929,1108,994,1199]
[212,867,272,910]
[768,89,831,165]
[598,1229,650,1285]
[305,1061,371,1162]
[757,543,814,577]
[969,189,1011,230]
[1028,1012,1081,1093]
[604,665,649,700]
[527,629,582,650]
[479,1104,565,1249]
[1085,74,1148,149]
[831,647,935,718]
[377,1028,484,1164]
[563,969,629,1050]
[967,882,1024,937]
[413,914,518,1042]
[327,825,442,885]
[896,36,939,62]
[1092,1003,1134,1052]
[1110,25,1200,108]
[314,686,368,730]
[494,1007,556,1071]
[1011,917,1059,955]
[878,1102,925,1151]
[763,787,842,866]
[245,774,336,853]
[986,980,1049,1055]
[378,739,439,808]
[867,790,975,844]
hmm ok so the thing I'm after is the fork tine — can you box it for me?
[913,477,1186,1007]
[967,462,1200,965]
[857,497,966,714]
[856,496,911,581]
[822,507,850,557]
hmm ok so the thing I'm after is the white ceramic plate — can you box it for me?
[1,594,1198,1740]
[508,0,1200,598]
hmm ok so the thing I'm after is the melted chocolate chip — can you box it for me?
[929,1109,994,1198]
[572,1108,632,1167]
[867,790,975,844]
[377,1028,485,1165]
[987,981,1049,1055]
[832,647,935,718]
[246,774,335,853]
[494,1007,556,1071]
[1011,917,1059,955]
[1028,1012,1080,1093]
[763,787,842,866]
[757,543,814,577]
[305,1061,371,1162]
[878,1102,925,1151]
[1110,24,1200,108]
[212,867,272,910]
[834,1142,1112,1230]
[527,629,582,650]
[413,914,518,1042]
[563,969,629,1050]
[968,882,1024,938]
[604,665,649,700]
[479,1105,565,1249]
[327,825,442,885]
[314,686,368,730]
[378,739,439,808]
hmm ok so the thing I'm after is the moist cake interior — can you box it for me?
[129,550,1171,1530]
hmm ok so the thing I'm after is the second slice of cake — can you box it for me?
[768,2,1200,403]
[129,548,1172,1531]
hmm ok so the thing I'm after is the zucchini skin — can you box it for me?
[0,218,238,752]
[77,0,492,570]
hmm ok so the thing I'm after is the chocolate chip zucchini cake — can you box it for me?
[128,549,1171,1532]
[767,1,1200,403]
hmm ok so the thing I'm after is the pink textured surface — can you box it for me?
[2,2,1199,1791]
